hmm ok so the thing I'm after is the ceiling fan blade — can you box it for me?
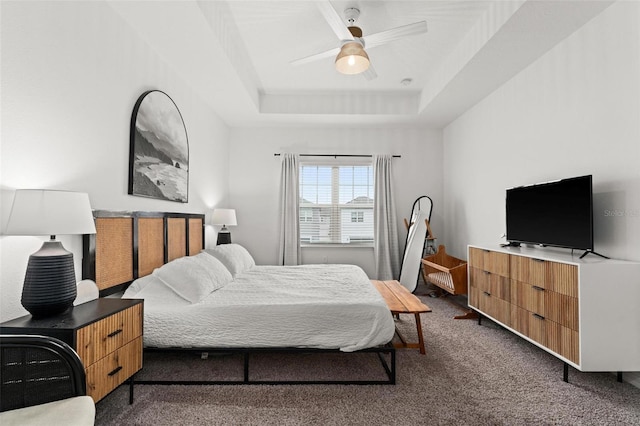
[291,47,341,66]
[317,1,354,42]
[362,63,377,81]
[363,21,428,49]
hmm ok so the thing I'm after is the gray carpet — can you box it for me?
[95,284,640,425]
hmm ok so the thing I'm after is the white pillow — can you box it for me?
[152,253,232,303]
[121,274,182,304]
[123,275,156,298]
[192,252,233,287]
[203,244,255,277]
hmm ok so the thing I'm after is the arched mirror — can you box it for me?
[398,196,433,292]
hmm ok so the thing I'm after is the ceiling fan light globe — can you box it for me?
[335,42,370,74]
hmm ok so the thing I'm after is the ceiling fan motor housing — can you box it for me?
[344,7,360,25]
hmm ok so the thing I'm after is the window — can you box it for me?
[300,210,313,223]
[299,163,374,245]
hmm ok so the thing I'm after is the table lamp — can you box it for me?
[211,208,236,245]
[4,190,97,317]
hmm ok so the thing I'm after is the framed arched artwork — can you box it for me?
[128,90,189,203]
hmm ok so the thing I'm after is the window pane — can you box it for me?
[339,167,353,182]
[300,188,315,203]
[317,185,331,204]
[301,167,316,184]
[339,186,353,204]
[353,186,371,200]
[353,167,369,185]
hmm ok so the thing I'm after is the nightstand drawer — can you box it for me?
[86,337,143,402]
[76,303,143,365]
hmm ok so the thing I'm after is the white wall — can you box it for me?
[443,1,639,385]
[227,127,442,277]
[0,1,230,321]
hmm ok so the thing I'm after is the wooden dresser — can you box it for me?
[468,244,640,381]
[0,298,143,402]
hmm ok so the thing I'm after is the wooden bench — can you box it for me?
[371,280,432,354]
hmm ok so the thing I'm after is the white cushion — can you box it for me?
[74,280,99,305]
[0,396,95,426]
[203,244,255,277]
[153,253,232,303]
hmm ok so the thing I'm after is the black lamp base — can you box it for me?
[216,231,232,245]
[21,241,77,318]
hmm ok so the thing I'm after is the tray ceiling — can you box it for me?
[108,0,614,128]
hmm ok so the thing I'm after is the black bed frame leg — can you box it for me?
[243,351,250,383]
[391,348,396,384]
[617,372,623,383]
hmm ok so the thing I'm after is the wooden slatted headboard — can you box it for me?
[82,211,205,296]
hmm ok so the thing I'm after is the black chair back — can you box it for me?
[0,334,87,412]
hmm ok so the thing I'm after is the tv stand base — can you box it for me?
[579,250,609,260]
[499,242,520,248]
[469,244,640,383]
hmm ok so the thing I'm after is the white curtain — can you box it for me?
[373,154,400,280]
[278,153,301,265]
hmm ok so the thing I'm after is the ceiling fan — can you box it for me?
[291,2,428,80]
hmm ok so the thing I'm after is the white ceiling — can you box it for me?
[108,0,614,129]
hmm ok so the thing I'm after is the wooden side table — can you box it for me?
[0,298,143,403]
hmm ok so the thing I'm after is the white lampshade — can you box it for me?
[211,208,237,227]
[5,190,96,317]
[5,189,96,236]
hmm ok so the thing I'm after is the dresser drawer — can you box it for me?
[76,303,143,366]
[544,290,579,331]
[546,262,578,297]
[546,320,579,365]
[85,337,143,402]
[469,247,509,276]
[510,256,547,287]
[475,288,510,326]
[510,280,545,313]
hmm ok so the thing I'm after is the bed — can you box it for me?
[82,211,397,385]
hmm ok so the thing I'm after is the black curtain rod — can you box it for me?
[274,154,401,158]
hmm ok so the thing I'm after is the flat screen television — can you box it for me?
[506,175,593,251]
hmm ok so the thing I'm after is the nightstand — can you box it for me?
[0,298,143,403]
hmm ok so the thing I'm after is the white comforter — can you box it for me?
[123,264,395,352]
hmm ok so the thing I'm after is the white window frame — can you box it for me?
[299,158,374,247]
[351,211,364,223]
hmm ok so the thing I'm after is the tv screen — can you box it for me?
[506,175,593,250]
